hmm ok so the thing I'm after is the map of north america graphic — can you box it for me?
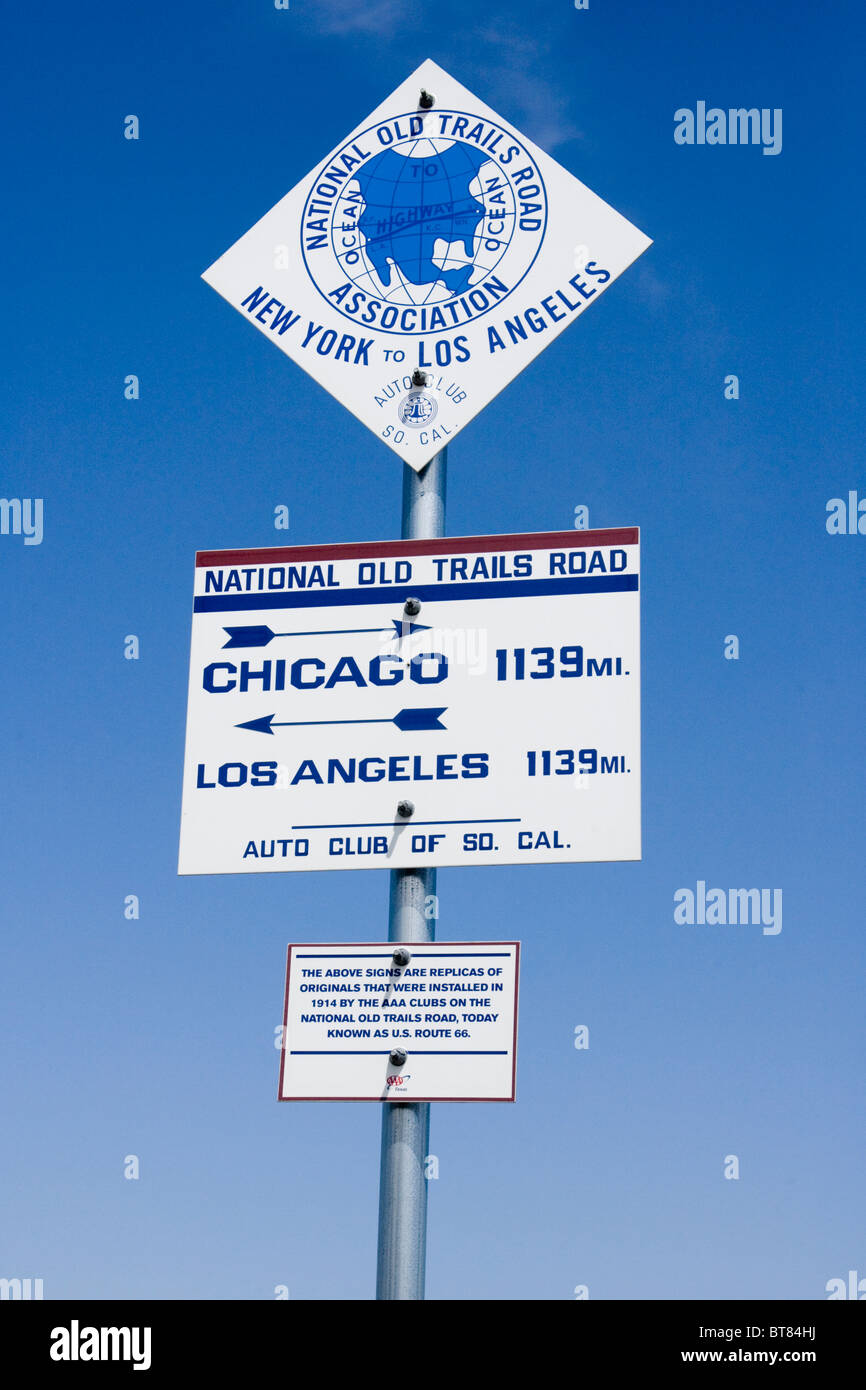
[354,145,493,295]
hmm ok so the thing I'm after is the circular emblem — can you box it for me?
[301,110,548,335]
[398,389,438,427]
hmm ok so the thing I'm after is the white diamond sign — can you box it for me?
[202,59,651,470]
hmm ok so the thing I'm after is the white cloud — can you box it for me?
[468,24,585,151]
[309,0,409,37]
[304,9,583,150]
[633,263,668,308]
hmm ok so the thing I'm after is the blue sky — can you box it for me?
[1,0,864,1299]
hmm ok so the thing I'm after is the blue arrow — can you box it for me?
[222,620,431,649]
[237,707,447,735]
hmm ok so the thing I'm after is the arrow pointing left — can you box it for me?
[236,707,448,735]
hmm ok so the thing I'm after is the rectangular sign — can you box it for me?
[202,59,651,470]
[278,941,520,1102]
[178,527,641,874]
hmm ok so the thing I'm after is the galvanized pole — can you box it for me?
[376,445,447,1301]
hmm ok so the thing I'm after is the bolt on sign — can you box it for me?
[279,942,520,1102]
[201,59,651,470]
[177,527,640,875]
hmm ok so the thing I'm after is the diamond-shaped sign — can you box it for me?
[202,59,651,470]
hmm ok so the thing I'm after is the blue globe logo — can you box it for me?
[301,112,548,335]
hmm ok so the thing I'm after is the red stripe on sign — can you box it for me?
[196,528,638,567]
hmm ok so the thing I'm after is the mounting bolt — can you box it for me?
[403,596,421,617]
[392,946,411,967]
[389,1047,408,1067]
[396,800,415,819]
[419,89,434,109]
[411,368,428,387]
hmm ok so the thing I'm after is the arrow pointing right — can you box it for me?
[222,620,431,649]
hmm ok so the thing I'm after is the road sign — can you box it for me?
[178,526,641,875]
[202,59,651,471]
[278,942,519,1102]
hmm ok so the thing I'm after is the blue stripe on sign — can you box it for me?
[295,952,512,958]
[194,573,638,613]
[293,819,520,829]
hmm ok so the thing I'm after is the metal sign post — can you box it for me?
[376,446,446,1300]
